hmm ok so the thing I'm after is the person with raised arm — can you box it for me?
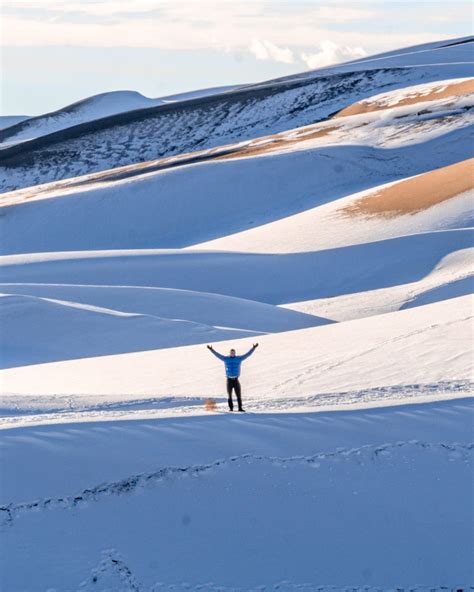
[207,343,259,412]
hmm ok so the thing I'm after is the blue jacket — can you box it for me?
[210,347,256,377]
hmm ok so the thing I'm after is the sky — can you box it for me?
[1,0,472,116]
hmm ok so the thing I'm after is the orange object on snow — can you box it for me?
[204,398,217,411]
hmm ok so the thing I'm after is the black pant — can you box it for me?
[226,377,243,411]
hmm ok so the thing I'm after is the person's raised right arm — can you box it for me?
[207,345,226,361]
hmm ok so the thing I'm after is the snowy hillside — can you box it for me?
[0,91,166,148]
[2,407,473,589]
[0,37,473,591]
[0,115,29,130]
[0,37,473,192]
[0,86,240,150]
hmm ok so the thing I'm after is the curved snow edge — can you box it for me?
[2,440,472,526]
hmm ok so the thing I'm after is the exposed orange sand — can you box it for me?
[342,158,474,217]
[335,79,474,118]
[216,125,338,160]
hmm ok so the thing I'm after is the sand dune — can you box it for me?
[2,36,474,592]
[1,295,471,401]
[217,125,339,160]
[0,124,341,208]
[1,82,470,211]
[335,78,474,117]
[343,158,474,217]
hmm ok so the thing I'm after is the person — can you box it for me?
[207,343,259,412]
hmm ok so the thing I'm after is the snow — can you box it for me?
[0,292,256,369]
[1,39,473,193]
[1,400,473,589]
[0,115,29,130]
[303,36,474,77]
[284,247,474,321]
[0,91,166,147]
[3,441,473,589]
[1,124,473,255]
[1,295,472,418]
[1,230,472,307]
[0,287,326,369]
[160,84,241,102]
[194,186,474,254]
[0,36,473,591]
[0,86,242,149]
[339,76,473,109]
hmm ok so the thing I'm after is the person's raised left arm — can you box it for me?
[240,343,259,360]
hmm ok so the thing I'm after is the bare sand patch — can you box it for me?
[335,79,474,118]
[216,125,339,160]
[342,158,474,217]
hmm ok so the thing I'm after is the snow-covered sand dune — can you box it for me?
[0,284,325,333]
[0,91,166,148]
[3,76,472,211]
[1,36,473,591]
[1,399,473,590]
[1,295,471,416]
[0,293,259,369]
[1,229,471,303]
[284,247,474,320]
[3,440,473,590]
[0,115,29,131]
[195,160,474,253]
[334,77,474,117]
[0,86,241,149]
[0,39,472,192]
[1,124,473,255]
[0,287,327,368]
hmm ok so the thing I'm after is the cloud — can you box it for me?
[250,39,294,64]
[2,1,373,21]
[0,0,463,60]
[301,41,367,70]
[305,5,375,22]
[426,14,462,23]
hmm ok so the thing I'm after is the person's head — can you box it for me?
[229,349,236,357]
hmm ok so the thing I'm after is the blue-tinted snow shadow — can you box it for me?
[2,229,472,304]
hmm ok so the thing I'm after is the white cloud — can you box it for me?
[426,14,460,23]
[308,6,375,22]
[301,41,367,70]
[0,0,461,60]
[2,1,374,21]
[250,39,294,64]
